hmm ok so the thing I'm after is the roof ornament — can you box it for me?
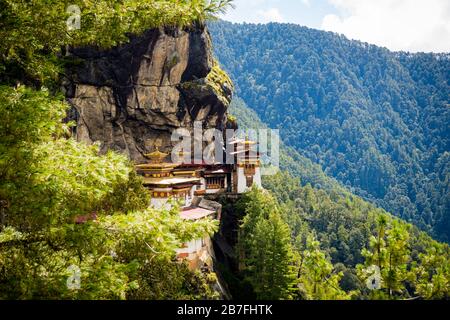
[144,139,168,164]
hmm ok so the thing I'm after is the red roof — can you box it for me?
[180,207,216,221]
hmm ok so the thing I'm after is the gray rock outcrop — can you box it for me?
[64,25,233,163]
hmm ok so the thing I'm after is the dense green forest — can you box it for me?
[209,21,450,243]
[0,0,232,300]
[228,97,449,300]
[230,97,347,194]
[256,173,450,300]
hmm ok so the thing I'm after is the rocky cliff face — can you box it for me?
[64,25,233,163]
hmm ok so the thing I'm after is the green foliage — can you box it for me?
[264,172,376,268]
[237,186,297,300]
[0,83,219,299]
[229,97,348,194]
[0,1,231,299]
[297,236,350,300]
[357,217,412,299]
[414,244,450,299]
[357,217,450,300]
[236,186,351,300]
[0,207,218,299]
[206,61,234,105]
[0,86,148,230]
[263,171,450,300]
[0,0,234,84]
[210,21,450,243]
[129,261,220,300]
[227,114,237,123]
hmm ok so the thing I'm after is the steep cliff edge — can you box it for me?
[64,25,233,163]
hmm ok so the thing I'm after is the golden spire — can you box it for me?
[144,139,169,164]
[145,146,169,164]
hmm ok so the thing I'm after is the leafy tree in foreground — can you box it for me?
[0,86,218,299]
[357,215,450,300]
[0,0,234,299]
[0,0,234,84]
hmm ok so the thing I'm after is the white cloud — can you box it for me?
[257,7,285,23]
[301,0,311,7]
[220,0,287,24]
[321,0,450,53]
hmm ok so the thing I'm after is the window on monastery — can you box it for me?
[246,176,254,187]
[206,177,225,189]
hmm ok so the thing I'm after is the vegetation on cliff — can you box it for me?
[206,61,234,105]
[1,0,234,85]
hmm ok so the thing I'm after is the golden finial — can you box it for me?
[144,139,168,164]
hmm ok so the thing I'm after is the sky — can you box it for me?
[220,0,450,53]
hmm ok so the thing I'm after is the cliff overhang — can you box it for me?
[64,25,233,163]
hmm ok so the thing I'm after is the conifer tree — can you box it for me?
[297,236,350,300]
[413,244,450,299]
[357,216,411,299]
[237,186,297,300]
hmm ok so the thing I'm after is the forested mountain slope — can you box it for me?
[209,21,450,242]
[228,98,450,300]
[229,97,347,194]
